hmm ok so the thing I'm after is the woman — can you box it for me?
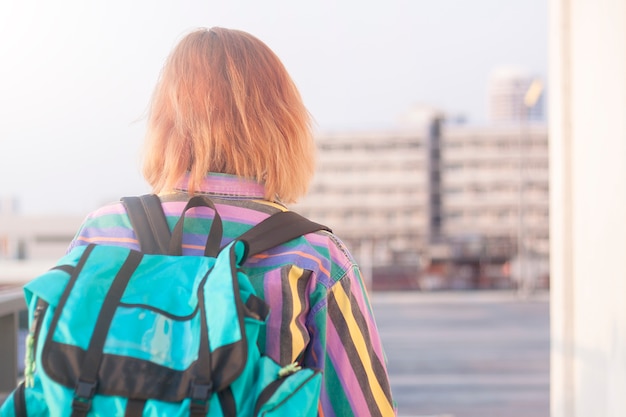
[69,27,395,416]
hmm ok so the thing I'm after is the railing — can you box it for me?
[0,289,25,394]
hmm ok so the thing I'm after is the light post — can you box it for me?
[517,79,543,297]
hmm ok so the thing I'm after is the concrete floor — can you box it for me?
[1,290,549,416]
[372,290,550,417]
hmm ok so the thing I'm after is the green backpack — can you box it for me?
[1,195,329,417]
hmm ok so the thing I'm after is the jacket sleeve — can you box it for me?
[307,263,396,416]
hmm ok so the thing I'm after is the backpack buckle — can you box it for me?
[189,382,213,415]
[72,379,97,413]
[71,398,92,414]
[75,379,98,398]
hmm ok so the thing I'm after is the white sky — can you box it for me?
[0,0,547,215]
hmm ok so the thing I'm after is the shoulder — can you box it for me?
[290,227,359,288]
[280,209,359,287]
[68,201,137,251]
[84,201,129,222]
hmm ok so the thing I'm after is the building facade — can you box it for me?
[295,121,549,289]
[293,129,430,288]
[438,123,550,288]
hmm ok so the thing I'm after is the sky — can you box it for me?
[0,0,547,215]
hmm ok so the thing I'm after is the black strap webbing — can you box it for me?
[122,194,331,257]
[238,211,331,257]
[13,381,26,417]
[71,251,143,417]
[122,195,171,255]
[217,387,237,416]
[124,399,147,417]
[169,196,223,257]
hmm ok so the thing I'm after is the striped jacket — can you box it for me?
[68,173,396,416]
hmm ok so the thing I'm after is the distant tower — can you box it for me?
[488,67,544,123]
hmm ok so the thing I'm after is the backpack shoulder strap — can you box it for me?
[238,211,331,257]
[121,194,171,254]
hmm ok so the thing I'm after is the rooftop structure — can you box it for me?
[488,67,544,124]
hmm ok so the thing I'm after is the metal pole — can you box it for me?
[517,110,526,298]
[518,79,543,298]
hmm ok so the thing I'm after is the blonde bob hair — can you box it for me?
[142,27,315,203]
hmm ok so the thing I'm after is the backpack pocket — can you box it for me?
[253,363,322,417]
